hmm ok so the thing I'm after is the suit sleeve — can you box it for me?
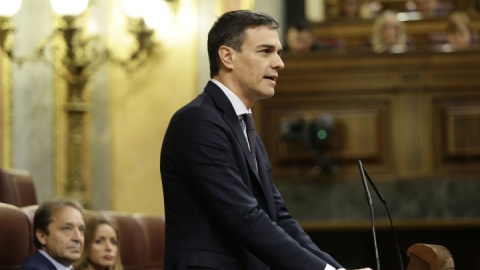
[163,107,336,270]
[269,181,344,269]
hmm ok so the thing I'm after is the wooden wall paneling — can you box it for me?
[259,50,480,182]
[259,93,395,181]
[433,95,480,175]
[396,92,433,177]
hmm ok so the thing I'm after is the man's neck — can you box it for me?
[212,75,252,109]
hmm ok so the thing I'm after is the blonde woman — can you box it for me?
[371,11,407,53]
[446,12,474,50]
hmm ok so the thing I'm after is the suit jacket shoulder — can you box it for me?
[21,251,57,270]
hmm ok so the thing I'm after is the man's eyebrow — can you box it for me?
[62,221,84,227]
[257,44,281,51]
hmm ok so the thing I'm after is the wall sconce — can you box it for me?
[0,0,22,58]
[0,0,173,69]
[0,0,176,206]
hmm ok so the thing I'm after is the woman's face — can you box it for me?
[448,25,472,48]
[88,224,118,269]
[382,20,399,45]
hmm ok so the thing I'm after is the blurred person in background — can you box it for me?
[338,0,362,20]
[371,10,408,53]
[285,20,323,53]
[446,11,475,50]
[407,0,453,18]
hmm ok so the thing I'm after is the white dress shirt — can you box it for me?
[211,79,251,144]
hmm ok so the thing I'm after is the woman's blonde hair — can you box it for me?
[372,10,407,52]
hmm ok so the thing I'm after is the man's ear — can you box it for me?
[36,229,47,246]
[218,45,234,70]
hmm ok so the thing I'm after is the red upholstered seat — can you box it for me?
[0,203,32,270]
[20,205,39,254]
[0,168,37,207]
[102,211,146,270]
[134,214,165,270]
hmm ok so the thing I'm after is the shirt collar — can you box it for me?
[38,250,73,270]
[211,79,251,116]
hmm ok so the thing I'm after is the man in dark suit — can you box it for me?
[161,10,370,270]
[21,198,85,270]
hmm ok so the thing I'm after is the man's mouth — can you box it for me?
[67,244,82,252]
[263,74,278,84]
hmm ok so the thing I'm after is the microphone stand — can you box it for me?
[358,160,380,270]
[361,165,404,270]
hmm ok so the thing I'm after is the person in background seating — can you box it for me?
[161,9,371,270]
[338,0,362,20]
[74,215,123,270]
[21,198,85,270]
[371,10,408,53]
[285,20,324,53]
[446,11,475,50]
[413,0,438,17]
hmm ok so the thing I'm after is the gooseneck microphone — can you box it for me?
[360,162,404,270]
[358,160,380,270]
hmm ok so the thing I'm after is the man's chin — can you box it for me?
[67,252,82,260]
[261,87,275,97]
[57,254,81,267]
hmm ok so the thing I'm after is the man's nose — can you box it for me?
[71,228,83,242]
[273,54,285,70]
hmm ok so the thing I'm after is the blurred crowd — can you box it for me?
[285,0,479,54]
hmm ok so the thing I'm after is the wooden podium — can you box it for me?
[407,243,454,270]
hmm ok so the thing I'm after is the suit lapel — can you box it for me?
[205,82,260,179]
[255,149,277,219]
[204,82,277,218]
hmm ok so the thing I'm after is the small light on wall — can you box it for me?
[0,0,23,17]
[50,0,89,16]
[144,0,173,30]
[122,0,174,30]
[122,0,147,19]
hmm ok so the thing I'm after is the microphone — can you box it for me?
[357,160,380,270]
[360,161,404,270]
[362,161,404,270]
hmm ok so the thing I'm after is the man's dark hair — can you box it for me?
[33,198,84,249]
[207,10,279,78]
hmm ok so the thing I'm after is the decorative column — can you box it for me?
[53,15,91,207]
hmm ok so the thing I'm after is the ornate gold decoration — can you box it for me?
[1,0,175,207]
[53,14,93,207]
[1,17,13,168]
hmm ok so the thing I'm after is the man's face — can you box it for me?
[230,26,284,107]
[36,206,85,266]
